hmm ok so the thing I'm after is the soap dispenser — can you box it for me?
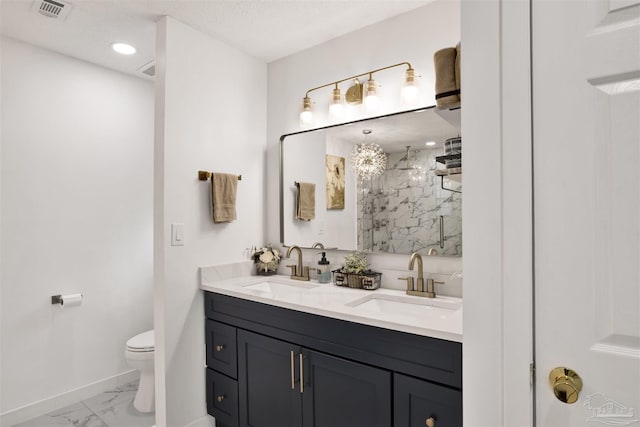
[317,252,331,283]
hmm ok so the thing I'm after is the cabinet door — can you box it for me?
[237,330,302,427]
[302,349,391,427]
[206,368,239,427]
[394,373,462,427]
[206,320,237,378]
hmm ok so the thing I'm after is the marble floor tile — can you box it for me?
[82,380,139,415]
[13,379,154,427]
[13,402,107,427]
[91,398,155,427]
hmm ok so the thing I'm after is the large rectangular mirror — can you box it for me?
[280,106,462,256]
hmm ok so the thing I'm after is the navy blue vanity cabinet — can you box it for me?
[206,368,239,427]
[237,330,302,427]
[301,349,391,427]
[206,320,237,378]
[205,319,240,427]
[236,330,391,427]
[204,291,462,427]
[394,373,463,427]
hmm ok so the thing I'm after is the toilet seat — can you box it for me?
[126,330,154,352]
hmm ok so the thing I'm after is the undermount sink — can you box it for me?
[345,294,461,318]
[242,281,319,294]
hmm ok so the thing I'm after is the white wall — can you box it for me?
[281,132,356,250]
[461,0,533,425]
[282,131,327,246]
[154,17,266,427]
[325,135,357,249]
[0,37,154,415]
[267,0,463,287]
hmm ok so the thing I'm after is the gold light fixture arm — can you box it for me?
[303,61,413,98]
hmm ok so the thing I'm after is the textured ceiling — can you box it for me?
[0,0,430,80]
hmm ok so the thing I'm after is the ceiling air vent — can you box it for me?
[137,61,156,78]
[31,0,73,20]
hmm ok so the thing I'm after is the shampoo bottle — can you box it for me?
[317,252,331,283]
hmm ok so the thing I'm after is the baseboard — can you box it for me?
[0,369,138,426]
[184,415,215,427]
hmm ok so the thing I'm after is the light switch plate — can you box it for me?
[171,223,184,246]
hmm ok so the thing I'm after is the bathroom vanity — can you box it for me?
[201,275,462,427]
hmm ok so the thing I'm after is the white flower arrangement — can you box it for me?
[252,245,281,273]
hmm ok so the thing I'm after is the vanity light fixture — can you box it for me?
[299,62,418,127]
[363,74,379,111]
[425,141,437,146]
[329,84,344,119]
[299,96,313,126]
[402,68,419,103]
[111,42,136,55]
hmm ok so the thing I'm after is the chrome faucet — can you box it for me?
[398,252,444,298]
[285,245,310,281]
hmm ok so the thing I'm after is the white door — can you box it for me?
[533,0,640,425]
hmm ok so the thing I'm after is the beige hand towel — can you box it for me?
[296,182,315,221]
[455,42,461,100]
[434,47,460,108]
[211,173,238,223]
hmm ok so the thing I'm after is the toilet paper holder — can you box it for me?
[51,294,83,305]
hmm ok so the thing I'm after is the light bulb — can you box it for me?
[364,78,378,111]
[300,110,313,125]
[402,85,418,103]
[299,96,313,127]
[401,67,419,103]
[329,102,343,119]
[329,86,343,119]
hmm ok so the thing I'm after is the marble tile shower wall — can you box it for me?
[357,148,462,256]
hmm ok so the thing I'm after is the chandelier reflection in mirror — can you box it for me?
[351,129,387,180]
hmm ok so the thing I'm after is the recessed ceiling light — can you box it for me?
[425,141,437,146]
[111,42,136,55]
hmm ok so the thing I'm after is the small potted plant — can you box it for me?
[252,245,281,276]
[342,251,369,274]
[332,252,381,290]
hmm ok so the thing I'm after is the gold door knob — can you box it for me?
[215,344,225,352]
[549,367,583,404]
[425,416,435,427]
[216,394,225,402]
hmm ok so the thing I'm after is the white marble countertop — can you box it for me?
[200,273,462,343]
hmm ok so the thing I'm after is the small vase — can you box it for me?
[256,262,277,276]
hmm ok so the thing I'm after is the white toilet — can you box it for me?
[125,330,155,413]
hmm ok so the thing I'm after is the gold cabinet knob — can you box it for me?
[549,367,583,404]
[426,416,435,427]
[216,394,225,402]
[215,344,225,352]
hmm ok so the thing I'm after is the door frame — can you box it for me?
[461,0,534,426]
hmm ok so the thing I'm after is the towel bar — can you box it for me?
[198,171,241,181]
